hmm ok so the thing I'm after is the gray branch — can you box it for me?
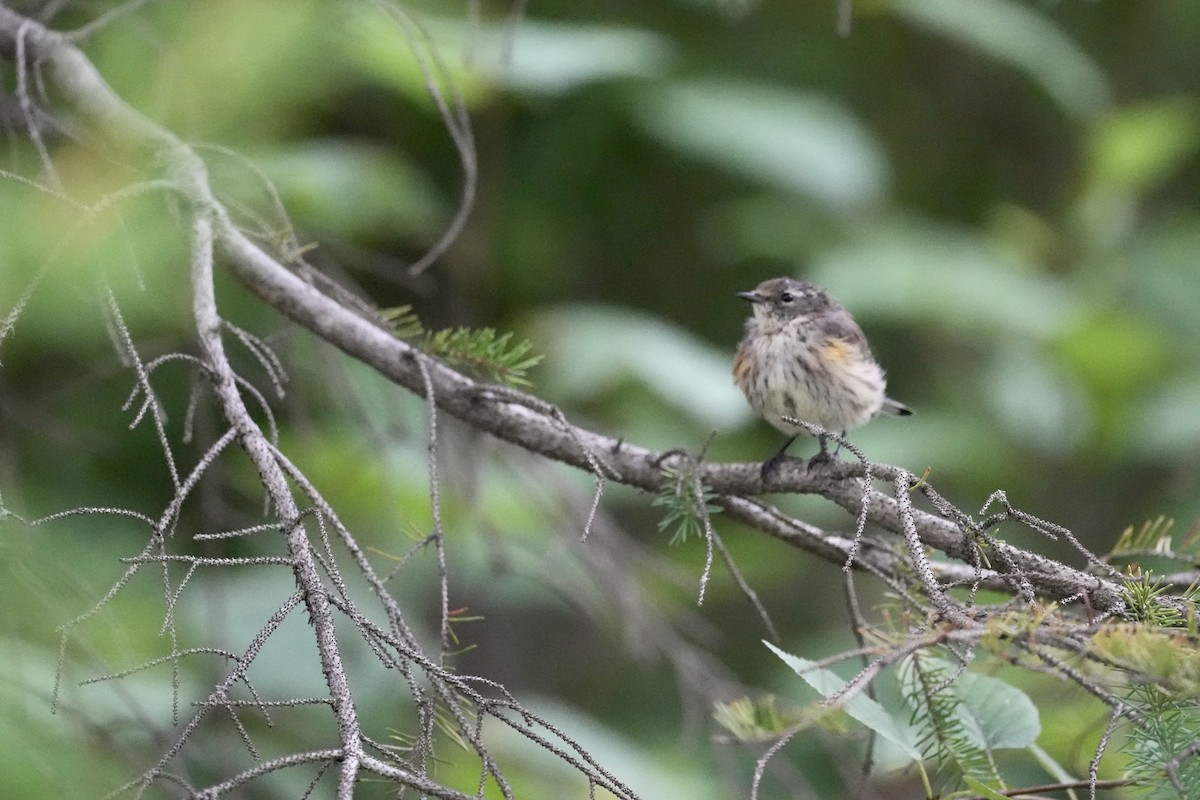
[219,222,1129,612]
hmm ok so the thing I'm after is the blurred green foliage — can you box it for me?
[4,0,1200,797]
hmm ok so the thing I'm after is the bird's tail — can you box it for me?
[882,397,913,416]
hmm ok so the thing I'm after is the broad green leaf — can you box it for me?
[477,21,673,95]
[635,81,888,211]
[1127,221,1200,342]
[982,343,1089,456]
[153,0,332,140]
[911,657,1041,750]
[963,776,1011,800]
[809,220,1080,339]
[529,306,751,429]
[485,698,718,800]
[954,669,1041,750]
[348,10,670,102]
[1089,100,1200,191]
[0,644,139,797]
[1057,312,1167,398]
[1135,376,1200,459]
[766,642,923,761]
[669,0,761,17]
[249,140,445,239]
[888,0,1109,120]
[346,6,489,106]
[1027,742,1080,787]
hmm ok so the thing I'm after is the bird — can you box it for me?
[733,277,911,476]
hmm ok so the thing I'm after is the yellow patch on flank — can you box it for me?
[821,338,855,365]
[733,350,751,381]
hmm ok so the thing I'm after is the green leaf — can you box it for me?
[1136,376,1200,459]
[422,327,543,387]
[905,656,1040,751]
[485,698,716,800]
[348,11,671,101]
[250,140,445,239]
[953,668,1041,750]
[899,653,999,784]
[1026,743,1079,791]
[887,0,1109,120]
[475,20,673,95]
[766,642,924,761]
[810,220,1080,339]
[635,80,889,211]
[1057,312,1167,397]
[981,343,1089,456]
[962,775,1011,800]
[144,0,333,140]
[713,695,802,741]
[1089,99,1200,191]
[380,305,425,339]
[652,465,720,545]
[345,6,490,107]
[528,306,751,429]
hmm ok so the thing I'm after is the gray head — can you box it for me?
[738,277,835,324]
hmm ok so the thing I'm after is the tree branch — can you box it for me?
[217,218,1129,613]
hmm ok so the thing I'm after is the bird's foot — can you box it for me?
[806,449,835,468]
[805,433,840,468]
[759,452,801,482]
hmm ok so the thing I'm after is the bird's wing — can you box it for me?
[818,308,870,352]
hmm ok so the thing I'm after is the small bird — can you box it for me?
[733,277,911,475]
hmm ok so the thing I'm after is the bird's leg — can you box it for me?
[806,433,833,467]
[760,435,797,481]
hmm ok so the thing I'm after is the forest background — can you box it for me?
[2,0,1200,797]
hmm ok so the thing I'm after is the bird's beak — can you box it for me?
[737,291,762,303]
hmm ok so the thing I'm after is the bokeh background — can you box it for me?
[2,0,1200,797]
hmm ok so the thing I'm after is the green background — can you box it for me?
[2,0,1199,797]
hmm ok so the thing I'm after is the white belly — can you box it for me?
[747,332,885,436]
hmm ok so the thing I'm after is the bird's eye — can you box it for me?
[779,292,795,303]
